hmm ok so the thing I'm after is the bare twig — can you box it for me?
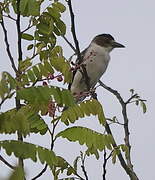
[31,120,59,179]
[16,0,22,62]
[0,92,15,109]
[99,80,139,180]
[21,20,33,33]
[3,14,16,21]
[102,150,112,180]
[106,118,124,126]
[0,18,17,73]
[125,94,138,104]
[0,155,15,170]
[80,152,88,180]
[62,35,77,53]
[31,164,48,180]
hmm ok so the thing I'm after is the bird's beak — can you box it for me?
[111,41,125,48]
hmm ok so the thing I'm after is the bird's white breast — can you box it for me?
[70,43,111,94]
[83,43,110,87]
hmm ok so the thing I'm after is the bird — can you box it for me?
[69,34,125,101]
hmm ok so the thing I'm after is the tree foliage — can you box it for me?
[0,0,146,180]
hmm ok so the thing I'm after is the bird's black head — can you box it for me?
[92,34,125,48]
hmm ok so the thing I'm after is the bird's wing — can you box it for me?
[68,47,88,90]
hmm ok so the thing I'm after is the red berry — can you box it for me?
[43,81,48,86]
[70,67,75,71]
[57,75,63,82]
[49,74,55,80]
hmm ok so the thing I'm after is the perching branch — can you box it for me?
[16,0,22,63]
[67,0,90,91]
[66,0,81,60]
[99,80,139,180]
[0,17,17,73]
[0,155,15,170]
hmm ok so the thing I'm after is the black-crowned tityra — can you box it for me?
[69,34,125,100]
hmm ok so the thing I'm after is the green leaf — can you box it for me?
[61,99,105,125]
[73,156,80,171]
[44,60,54,74]
[28,0,40,16]
[17,86,75,113]
[119,144,129,160]
[51,156,76,178]
[27,69,36,82]
[140,101,147,113]
[50,56,72,84]
[52,2,66,13]
[0,140,57,166]
[47,7,61,19]
[19,58,32,72]
[37,23,50,35]
[56,126,113,152]
[0,107,29,135]
[55,20,66,35]
[0,103,48,135]
[27,44,34,50]
[8,166,25,180]
[112,148,120,164]
[19,0,29,15]
[32,65,42,79]
[21,33,34,41]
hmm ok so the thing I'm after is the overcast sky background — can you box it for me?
[0,0,155,180]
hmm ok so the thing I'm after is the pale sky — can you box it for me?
[0,0,154,180]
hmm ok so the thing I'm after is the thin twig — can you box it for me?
[3,14,16,21]
[0,18,17,73]
[21,21,33,33]
[31,120,59,179]
[0,155,15,170]
[103,150,112,180]
[0,92,15,109]
[80,153,88,180]
[31,164,48,180]
[106,118,124,126]
[125,94,138,104]
[99,80,139,180]
[62,35,77,53]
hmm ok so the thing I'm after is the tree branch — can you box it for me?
[3,14,16,21]
[0,92,15,109]
[0,155,15,170]
[31,164,48,180]
[80,153,88,180]
[31,120,58,179]
[16,0,22,63]
[15,0,24,169]
[102,150,112,180]
[67,0,90,91]
[99,80,139,180]
[0,18,17,73]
